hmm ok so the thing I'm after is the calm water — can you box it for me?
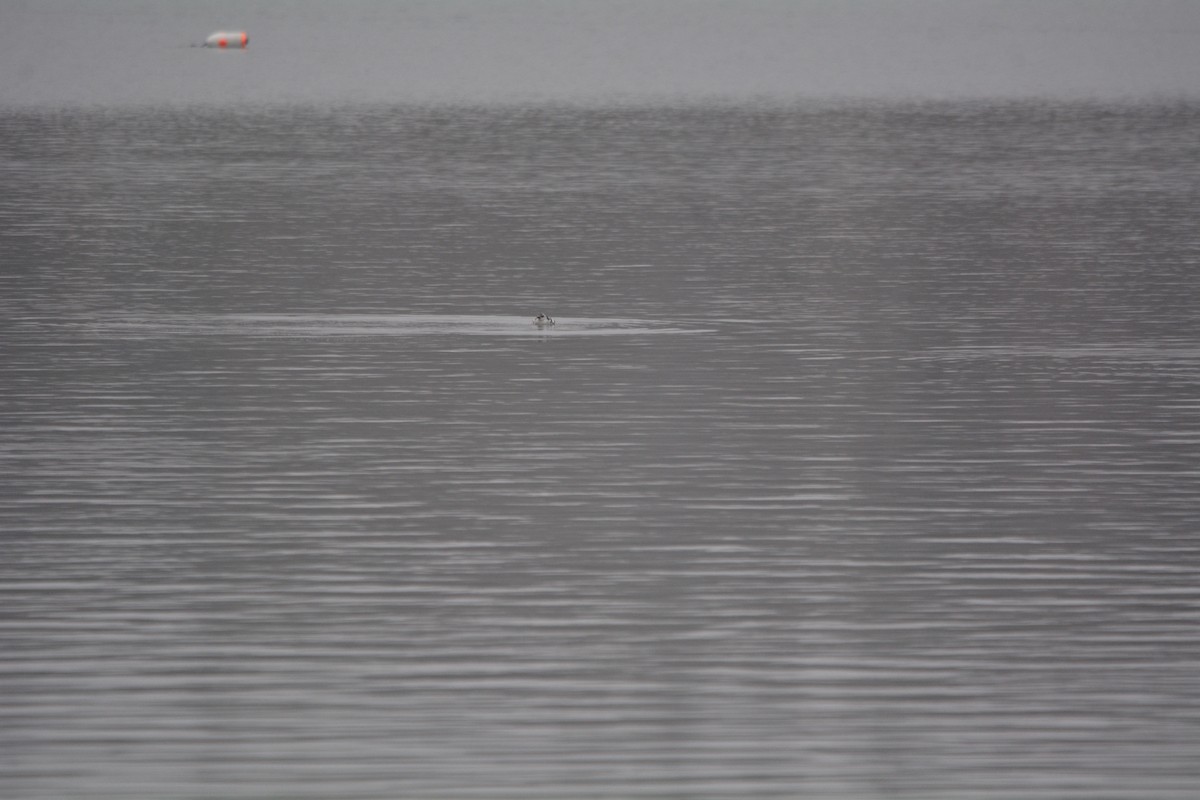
[2,100,1200,799]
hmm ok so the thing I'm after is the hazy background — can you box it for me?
[2,0,1200,107]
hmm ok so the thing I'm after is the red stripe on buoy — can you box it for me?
[240,32,248,47]
[218,37,227,48]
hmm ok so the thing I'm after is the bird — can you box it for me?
[533,313,555,327]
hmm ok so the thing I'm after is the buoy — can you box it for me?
[204,31,248,49]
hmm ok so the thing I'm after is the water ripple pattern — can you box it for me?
[2,101,1200,800]
[84,313,710,339]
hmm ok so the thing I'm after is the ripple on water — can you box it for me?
[83,313,715,340]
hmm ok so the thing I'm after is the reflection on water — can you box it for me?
[84,313,713,338]
[2,101,1199,799]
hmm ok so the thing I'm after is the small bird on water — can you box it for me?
[533,313,555,327]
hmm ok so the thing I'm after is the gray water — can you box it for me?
[3,98,1200,798]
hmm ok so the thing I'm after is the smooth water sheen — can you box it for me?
[2,102,1200,799]
[84,313,708,338]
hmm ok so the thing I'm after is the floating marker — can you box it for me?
[204,31,249,49]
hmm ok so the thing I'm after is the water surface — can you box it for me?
[2,101,1199,799]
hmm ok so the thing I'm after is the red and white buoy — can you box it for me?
[204,31,249,49]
